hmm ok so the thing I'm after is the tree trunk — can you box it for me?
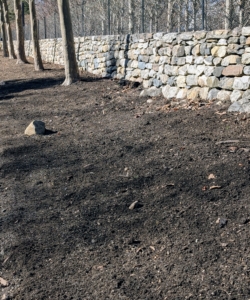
[128,0,135,34]
[225,0,233,29]
[14,0,28,64]
[0,0,8,57]
[2,0,16,59]
[107,0,110,34]
[184,0,189,31]
[166,0,172,33]
[29,0,43,71]
[54,12,57,38]
[238,0,245,27]
[57,0,79,86]
[81,0,84,36]
[44,17,47,39]
[141,0,144,33]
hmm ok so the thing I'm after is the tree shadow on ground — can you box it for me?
[0,77,64,101]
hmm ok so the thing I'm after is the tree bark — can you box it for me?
[29,0,44,71]
[57,0,79,86]
[128,0,135,34]
[225,0,233,29]
[14,0,28,63]
[2,0,16,59]
[0,0,8,57]
[166,0,173,33]
[81,0,84,36]
[141,0,144,33]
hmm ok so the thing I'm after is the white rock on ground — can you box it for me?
[25,120,46,136]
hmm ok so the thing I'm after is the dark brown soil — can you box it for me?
[1,54,250,300]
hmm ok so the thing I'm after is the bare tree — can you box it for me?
[128,0,135,33]
[57,0,79,85]
[14,0,28,63]
[0,0,8,57]
[29,0,43,70]
[225,0,233,29]
[2,0,16,59]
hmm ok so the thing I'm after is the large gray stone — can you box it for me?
[177,57,186,65]
[160,74,169,84]
[242,27,250,36]
[153,79,162,88]
[140,86,162,97]
[186,75,198,86]
[217,90,231,101]
[194,31,207,40]
[176,88,188,99]
[25,120,46,136]
[185,46,192,55]
[200,43,207,56]
[198,75,208,87]
[204,66,215,77]
[242,53,250,64]
[195,56,204,65]
[242,89,250,99]
[208,88,220,100]
[164,65,178,76]
[207,76,219,88]
[217,38,227,46]
[228,101,242,112]
[199,87,209,100]
[162,85,179,99]
[219,77,234,90]
[162,33,178,43]
[196,65,205,76]
[178,65,189,76]
[213,67,224,77]
[233,76,250,90]
[138,62,146,70]
[221,55,240,66]
[172,45,185,57]
[167,76,176,86]
[187,87,200,100]
[178,32,193,41]
[176,76,186,87]
[213,57,222,66]
[230,90,244,102]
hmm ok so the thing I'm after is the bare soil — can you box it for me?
[1,53,250,300]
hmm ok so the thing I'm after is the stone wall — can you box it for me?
[10,27,250,111]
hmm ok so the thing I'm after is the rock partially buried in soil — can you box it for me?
[25,120,46,136]
[129,201,142,210]
[0,277,9,287]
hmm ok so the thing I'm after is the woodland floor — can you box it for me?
[1,53,250,300]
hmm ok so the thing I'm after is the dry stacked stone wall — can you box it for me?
[21,27,250,111]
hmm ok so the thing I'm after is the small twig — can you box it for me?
[215,140,240,145]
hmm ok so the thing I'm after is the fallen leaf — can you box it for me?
[149,246,155,251]
[208,174,216,180]
[229,146,238,153]
[215,111,226,115]
[210,185,221,190]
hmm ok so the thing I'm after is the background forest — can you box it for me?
[3,0,250,41]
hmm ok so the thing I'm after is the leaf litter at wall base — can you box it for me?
[1,55,250,299]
